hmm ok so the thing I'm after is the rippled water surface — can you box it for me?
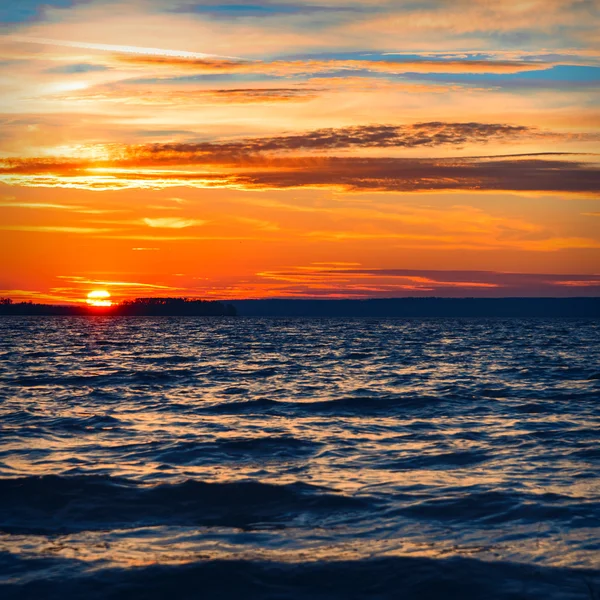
[1,317,599,599]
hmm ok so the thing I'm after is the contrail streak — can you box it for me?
[8,35,251,62]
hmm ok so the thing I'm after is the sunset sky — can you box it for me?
[1,0,599,303]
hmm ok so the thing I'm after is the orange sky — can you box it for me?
[1,0,599,302]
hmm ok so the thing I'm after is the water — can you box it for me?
[0,317,598,599]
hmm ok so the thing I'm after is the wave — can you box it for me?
[1,554,598,600]
[385,449,491,470]
[0,475,369,535]
[157,436,322,464]
[398,489,600,526]
[0,413,121,434]
[48,414,122,432]
[138,355,198,365]
[203,398,282,414]
[203,395,443,415]
[342,351,374,360]
[3,369,197,387]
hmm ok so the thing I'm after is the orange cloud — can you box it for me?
[143,217,204,228]
[113,54,557,76]
[2,153,598,196]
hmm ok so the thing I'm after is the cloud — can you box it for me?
[112,122,549,163]
[108,122,598,165]
[143,217,204,228]
[0,225,112,233]
[249,265,600,298]
[57,275,180,290]
[2,153,599,195]
[55,85,321,105]
[12,35,564,78]
[9,35,247,62]
[1,120,598,194]
[234,122,533,151]
[113,54,557,75]
[0,201,85,209]
[0,120,553,173]
[230,156,600,195]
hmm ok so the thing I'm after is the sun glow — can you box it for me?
[86,290,112,307]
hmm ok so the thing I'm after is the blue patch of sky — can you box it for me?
[167,3,369,17]
[275,51,425,61]
[267,51,560,64]
[305,70,404,80]
[123,63,600,90]
[45,63,110,74]
[0,0,81,24]
[400,65,600,84]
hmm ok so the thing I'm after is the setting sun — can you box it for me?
[86,290,112,307]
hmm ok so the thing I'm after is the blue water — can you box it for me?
[0,317,599,599]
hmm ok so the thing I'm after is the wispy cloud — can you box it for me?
[246,265,600,298]
[54,85,321,105]
[102,122,600,160]
[0,225,112,233]
[57,275,180,290]
[0,201,86,209]
[113,54,558,76]
[9,35,249,62]
[143,217,205,228]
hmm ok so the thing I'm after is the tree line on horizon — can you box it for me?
[0,297,237,316]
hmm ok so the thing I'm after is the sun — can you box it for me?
[86,290,112,307]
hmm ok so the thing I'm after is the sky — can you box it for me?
[0,0,599,303]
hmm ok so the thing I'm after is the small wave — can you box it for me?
[570,447,600,461]
[221,386,249,395]
[0,475,369,534]
[219,436,321,454]
[386,450,491,470]
[158,436,321,464]
[7,369,196,387]
[295,395,442,414]
[142,355,197,365]
[48,414,122,433]
[479,388,511,398]
[203,398,282,414]
[0,413,121,434]
[512,402,549,414]
[342,352,374,360]
[242,367,279,379]
[399,489,599,526]
[203,396,442,416]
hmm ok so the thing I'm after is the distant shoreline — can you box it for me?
[1,297,598,318]
[0,298,236,317]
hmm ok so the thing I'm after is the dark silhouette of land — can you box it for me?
[1,297,599,317]
[229,297,600,318]
[0,298,236,316]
